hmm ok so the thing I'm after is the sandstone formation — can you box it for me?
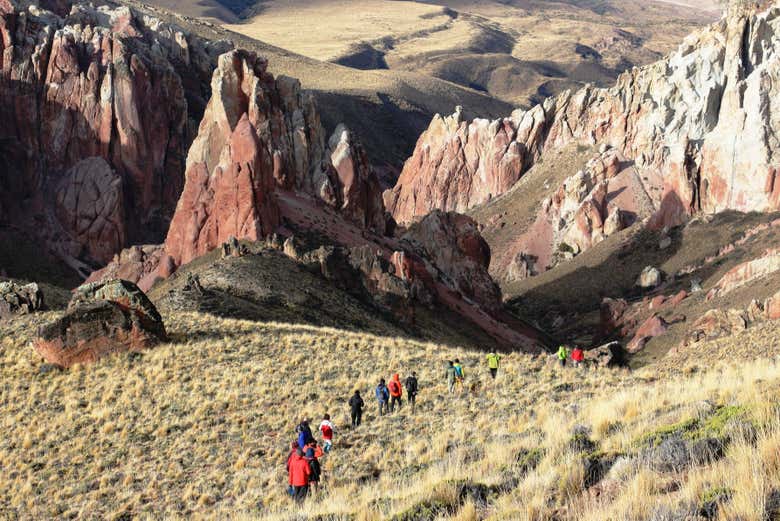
[0,0,229,268]
[0,281,44,317]
[401,211,501,311]
[34,279,165,367]
[496,148,647,277]
[707,249,780,299]
[163,50,387,269]
[388,4,780,249]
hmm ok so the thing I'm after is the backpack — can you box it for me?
[454,365,463,378]
[405,377,418,394]
[388,380,400,396]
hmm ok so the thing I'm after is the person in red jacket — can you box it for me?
[288,448,311,502]
[285,440,298,496]
[388,373,403,412]
[571,347,585,367]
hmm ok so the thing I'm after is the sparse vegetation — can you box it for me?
[1,309,779,519]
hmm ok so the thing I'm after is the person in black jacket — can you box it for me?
[305,447,321,494]
[405,372,419,412]
[348,390,364,427]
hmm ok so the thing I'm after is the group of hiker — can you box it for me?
[556,345,585,367]
[372,372,420,416]
[285,348,598,501]
[285,416,334,501]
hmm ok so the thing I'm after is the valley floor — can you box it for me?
[1,310,779,519]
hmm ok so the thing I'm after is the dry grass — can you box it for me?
[1,310,779,519]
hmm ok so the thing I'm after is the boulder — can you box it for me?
[506,253,535,282]
[585,342,619,367]
[685,308,749,345]
[69,279,165,332]
[636,266,663,289]
[34,300,166,368]
[599,297,633,337]
[34,279,166,367]
[0,282,44,318]
[626,315,669,353]
[766,290,780,320]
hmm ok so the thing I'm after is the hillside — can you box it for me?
[1,309,779,519]
[173,0,717,107]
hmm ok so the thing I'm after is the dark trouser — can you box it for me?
[408,393,417,410]
[378,401,388,416]
[293,485,308,502]
[559,358,566,367]
[390,395,402,412]
[351,409,362,426]
[490,368,498,379]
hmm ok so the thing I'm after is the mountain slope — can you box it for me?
[2,307,779,519]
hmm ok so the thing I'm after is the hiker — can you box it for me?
[349,390,364,427]
[285,440,298,496]
[388,373,403,412]
[453,359,465,392]
[288,448,311,502]
[405,371,419,411]
[297,419,314,449]
[306,447,322,494]
[375,379,390,416]
[446,361,457,393]
[319,414,335,453]
[486,352,501,379]
[571,347,585,367]
[557,345,569,367]
[306,439,324,459]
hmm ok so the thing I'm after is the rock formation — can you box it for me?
[401,211,501,311]
[0,0,229,269]
[707,248,780,299]
[163,50,387,269]
[0,281,44,317]
[388,5,780,232]
[34,279,166,367]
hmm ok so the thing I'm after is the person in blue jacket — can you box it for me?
[297,419,314,449]
[375,379,390,416]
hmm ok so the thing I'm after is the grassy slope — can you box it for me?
[1,308,779,519]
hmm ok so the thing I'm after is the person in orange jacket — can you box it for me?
[388,373,403,412]
[288,448,311,502]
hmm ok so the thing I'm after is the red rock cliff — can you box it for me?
[386,4,780,228]
[0,0,227,272]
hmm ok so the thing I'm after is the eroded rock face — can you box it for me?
[401,211,500,311]
[0,0,228,266]
[55,157,125,264]
[384,106,538,223]
[388,5,780,229]
[34,279,165,367]
[0,281,44,317]
[164,50,386,269]
[707,249,780,299]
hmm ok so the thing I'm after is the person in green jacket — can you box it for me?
[486,352,501,379]
[557,345,569,367]
[446,361,457,394]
